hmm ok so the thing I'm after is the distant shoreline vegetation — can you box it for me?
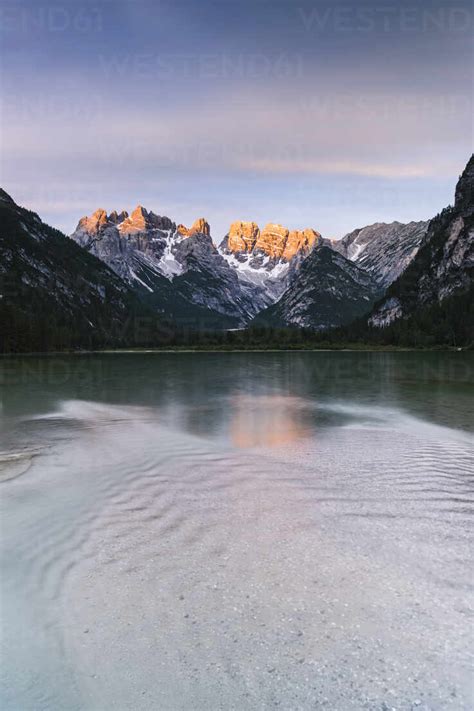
[1,291,472,355]
[1,281,472,354]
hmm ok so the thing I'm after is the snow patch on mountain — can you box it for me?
[156,229,185,278]
[219,249,290,305]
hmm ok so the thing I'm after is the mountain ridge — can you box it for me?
[369,155,473,327]
[1,155,472,351]
[71,208,327,322]
[251,245,381,329]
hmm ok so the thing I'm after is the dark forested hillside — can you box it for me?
[0,190,169,352]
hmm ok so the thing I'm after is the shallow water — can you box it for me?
[0,352,473,710]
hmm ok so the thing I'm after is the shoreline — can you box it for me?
[0,345,468,357]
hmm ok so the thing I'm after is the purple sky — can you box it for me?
[1,0,473,239]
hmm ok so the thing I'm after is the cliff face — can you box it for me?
[219,220,322,310]
[369,155,474,327]
[455,155,474,215]
[252,246,380,330]
[283,228,320,261]
[227,221,260,253]
[332,221,429,289]
[177,218,211,237]
[254,223,289,258]
[223,221,321,261]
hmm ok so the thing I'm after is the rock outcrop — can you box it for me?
[255,223,289,258]
[177,218,210,237]
[118,206,175,234]
[227,221,260,253]
[283,228,320,260]
[332,221,429,288]
[76,207,110,234]
[369,155,474,327]
[252,246,380,330]
[223,221,321,261]
[219,220,322,310]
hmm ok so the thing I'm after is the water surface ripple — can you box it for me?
[0,353,473,710]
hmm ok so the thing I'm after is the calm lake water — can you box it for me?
[0,352,473,710]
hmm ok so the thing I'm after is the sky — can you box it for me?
[0,0,473,239]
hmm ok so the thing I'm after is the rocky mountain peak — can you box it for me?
[109,209,129,224]
[332,221,429,288]
[223,221,320,261]
[76,208,109,234]
[75,205,176,237]
[454,154,474,216]
[256,223,289,258]
[192,218,210,236]
[177,218,211,237]
[284,228,321,260]
[227,221,260,252]
[118,205,152,234]
[131,205,148,219]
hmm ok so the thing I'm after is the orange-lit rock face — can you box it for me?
[77,208,108,233]
[227,221,260,252]
[255,223,289,258]
[283,228,321,260]
[225,221,321,261]
[177,217,210,237]
[118,205,149,234]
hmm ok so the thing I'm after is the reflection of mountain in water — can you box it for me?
[229,395,311,448]
[1,352,472,438]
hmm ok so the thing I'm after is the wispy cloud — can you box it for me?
[241,159,445,179]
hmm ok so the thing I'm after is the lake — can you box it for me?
[0,352,473,710]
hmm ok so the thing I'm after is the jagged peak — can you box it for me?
[262,222,288,233]
[191,217,210,236]
[108,209,129,224]
[117,205,153,234]
[226,220,260,253]
[230,220,260,231]
[178,218,211,237]
[224,219,321,260]
[92,208,108,219]
[76,208,109,233]
[130,204,148,219]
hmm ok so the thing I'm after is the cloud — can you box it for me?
[3,81,471,181]
[240,159,442,179]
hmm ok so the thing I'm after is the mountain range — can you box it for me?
[1,155,472,351]
[68,202,428,331]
